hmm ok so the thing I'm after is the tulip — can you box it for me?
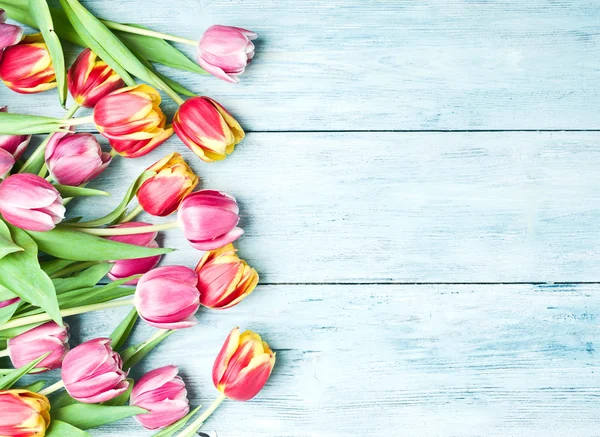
[213,327,275,401]
[197,25,258,83]
[93,84,172,157]
[196,244,258,309]
[0,174,65,231]
[134,266,200,329]
[0,390,50,437]
[173,96,244,162]
[68,48,124,108]
[62,338,129,403]
[45,130,111,186]
[106,222,161,284]
[130,365,190,430]
[178,190,243,250]
[137,152,199,216]
[7,321,69,372]
[0,149,13,179]
[0,34,56,94]
[0,9,23,55]
[0,106,30,177]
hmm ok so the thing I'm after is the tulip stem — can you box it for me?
[0,349,8,358]
[63,115,95,126]
[0,299,136,330]
[101,21,198,46]
[149,71,186,105]
[121,204,144,223]
[176,393,227,436]
[76,221,180,236]
[39,380,65,396]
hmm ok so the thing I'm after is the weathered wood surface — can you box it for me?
[4,0,600,130]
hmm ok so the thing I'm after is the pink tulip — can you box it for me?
[0,296,19,309]
[0,173,65,231]
[134,266,200,329]
[62,338,129,403]
[178,190,243,251]
[0,149,13,179]
[0,107,31,177]
[130,365,190,430]
[0,9,23,55]
[45,130,111,186]
[197,25,257,83]
[106,222,162,285]
[7,321,69,372]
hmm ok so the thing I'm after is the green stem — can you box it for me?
[77,221,179,236]
[50,261,100,279]
[121,204,144,223]
[176,393,227,436]
[39,380,65,396]
[149,71,185,105]
[102,21,198,46]
[1,298,135,330]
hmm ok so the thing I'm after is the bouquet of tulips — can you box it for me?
[0,1,274,435]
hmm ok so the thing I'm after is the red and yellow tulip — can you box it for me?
[0,390,51,437]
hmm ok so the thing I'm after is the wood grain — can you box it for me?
[3,0,600,130]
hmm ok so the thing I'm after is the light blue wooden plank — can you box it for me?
[2,0,600,130]
[26,283,600,437]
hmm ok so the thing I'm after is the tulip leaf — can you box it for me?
[0,285,19,325]
[18,379,47,393]
[26,226,172,261]
[0,223,62,326]
[109,308,138,351]
[102,378,134,406]
[46,420,92,437]
[40,259,75,276]
[152,405,202,437]
[123,329,174,371]
[54,184,110,198]
[0,220,23,260]
[52,263,111,294]
[29,0,67,107]
[0,353,49,389]
[50,390,79,410]
[0,322,44,339]
[0,112,66,135]
[52,404,146,430]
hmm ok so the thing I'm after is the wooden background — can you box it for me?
[4,0,600,435]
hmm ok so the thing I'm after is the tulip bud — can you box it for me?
[196,244,258,309]
[45,130,111,186]
[106,222,162,284]
[178,190,243,251]
[130,365,190,430]
[197,25,257,83]
[137,152,199,216]
[0,9,23,54]
[68,48,124,108]
[212,328,275,401]
[0,390,50,437]
[173,96,244,162]
[0,173,65,231]
[62,338,129,403]
[134,266,200,329]
[8,321,69,372]
[0,34,56,94]
[93,84,172,158]
[0,107,31,177]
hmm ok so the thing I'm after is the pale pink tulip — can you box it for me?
[0,173,65,231]
[134,266,200,329]
[197,25,257,83]
[178,190,243,251]
[106,222,161,284]
[45,130,111,186]
[130,365,190,430]
[8,321,69,372]
[62,338,129,403]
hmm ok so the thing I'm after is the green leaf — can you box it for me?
[152,405,202,437]
[46,420,92,437]
[0,223,61,325]
[0,220,23,260]
[0,322,44,339]
[50,390,79,410]
[109,307,138,351]
[52,404,146,429]
[54,184,110,198]
[0,353,49,389]
[30,0,67,107]
[102,378,133,406]
[18,379,47,392]
[0,296,19,326]
[40,259,75,276]
[0,112,66,135]
[123,329,174,370]
[52,263,111,294]
[26,226,172,261]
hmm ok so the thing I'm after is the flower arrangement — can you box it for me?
[0,1,273,435]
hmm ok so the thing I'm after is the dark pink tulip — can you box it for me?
[197,25,257,83]
[8,321,69,372]
[45,130,111,186]
[178,190,243,251]
[0,173,65,231]
[0,106,31,177]
[130,365,190,430]
[0,296,19,309]
[0,9,23,55]
[62,338,129,403]
[134,266,200,330]
[106,222,162,285]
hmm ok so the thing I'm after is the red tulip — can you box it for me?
[0,390,50,437]
[8,321,69,372]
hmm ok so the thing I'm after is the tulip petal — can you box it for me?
[222,353,274,401]
[0,23,23,51]
[212,327,240,387]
